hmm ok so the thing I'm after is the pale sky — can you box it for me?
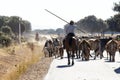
[0,0,119,30]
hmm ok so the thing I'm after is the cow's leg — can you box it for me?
[59,48,63,59]
[112,53,115,62]
[76,50,79,59]
[89,49,92,58]
[81,51,84,61]
[48,49,51,57]
[78,49,81,58]
[109,53,111,62]
[88,50,91,60]
[100,51,103,59]
[94,50,99,60]
[94,51,97,60]
[86,52,89,61]
[106,51,109,60]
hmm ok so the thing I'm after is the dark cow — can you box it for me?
[99,38,112,59]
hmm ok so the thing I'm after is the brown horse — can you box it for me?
[65,36,77,65]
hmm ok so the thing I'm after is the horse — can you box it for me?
[64,36,77,65]
[105,39,118,62]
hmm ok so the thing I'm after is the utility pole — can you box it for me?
[19,18,21,45]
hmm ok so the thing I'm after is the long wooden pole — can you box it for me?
[45,9,69,23]
[45,9,86,33]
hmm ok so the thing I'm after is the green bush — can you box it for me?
[0,35,12,47]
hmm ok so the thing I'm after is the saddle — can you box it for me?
[66,33,75,46]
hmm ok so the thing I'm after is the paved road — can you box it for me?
[44,51,120,80]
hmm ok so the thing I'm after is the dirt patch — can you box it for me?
[18,57,53,80]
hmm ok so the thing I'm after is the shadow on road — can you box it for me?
[114,67,120,74]
[104,59,114,62]
[56,65,72,68]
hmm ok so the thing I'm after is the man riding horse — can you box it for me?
[63,20,77,65]
[63,20,76,48]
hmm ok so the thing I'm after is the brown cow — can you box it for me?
[92,39,101,60]
[43,40,54,57]
[79,39,91,61]
[105,39,118,62]
[52,38,64,59]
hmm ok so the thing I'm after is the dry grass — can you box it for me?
[0,42,44,80]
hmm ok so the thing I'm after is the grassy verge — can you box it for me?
[0,42,44,80]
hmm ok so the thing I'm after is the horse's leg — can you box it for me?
[60,48,64,59]
[72,51,75,65]
[67,51,70,65]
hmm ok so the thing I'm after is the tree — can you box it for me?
[21,20,32,32]
[0,16,9,28]
[113,2,120,12]
[76,15,108,33]
[106,1,120,32]
[7,16,31,35]
[56,28,64,34]
[1,26,12,35]
[7,16,20,35]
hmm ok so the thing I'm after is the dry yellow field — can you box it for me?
[0,41,44,80]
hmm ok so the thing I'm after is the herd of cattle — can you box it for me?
[43,36,120,62]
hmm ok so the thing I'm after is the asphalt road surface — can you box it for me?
[44,50,120,80]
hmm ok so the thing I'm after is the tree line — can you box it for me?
[0,16,31,35]
[0,16,31,47]
[75,1,120,34]
[33,28,64,35]
[37,1,120,35]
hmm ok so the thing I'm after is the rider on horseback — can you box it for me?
[63,20,76,49]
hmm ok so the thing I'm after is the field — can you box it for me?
[0,33,52,80]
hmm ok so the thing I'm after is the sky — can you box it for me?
[0,0,119,30]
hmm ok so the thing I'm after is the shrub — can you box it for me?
[0,35,12,47]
